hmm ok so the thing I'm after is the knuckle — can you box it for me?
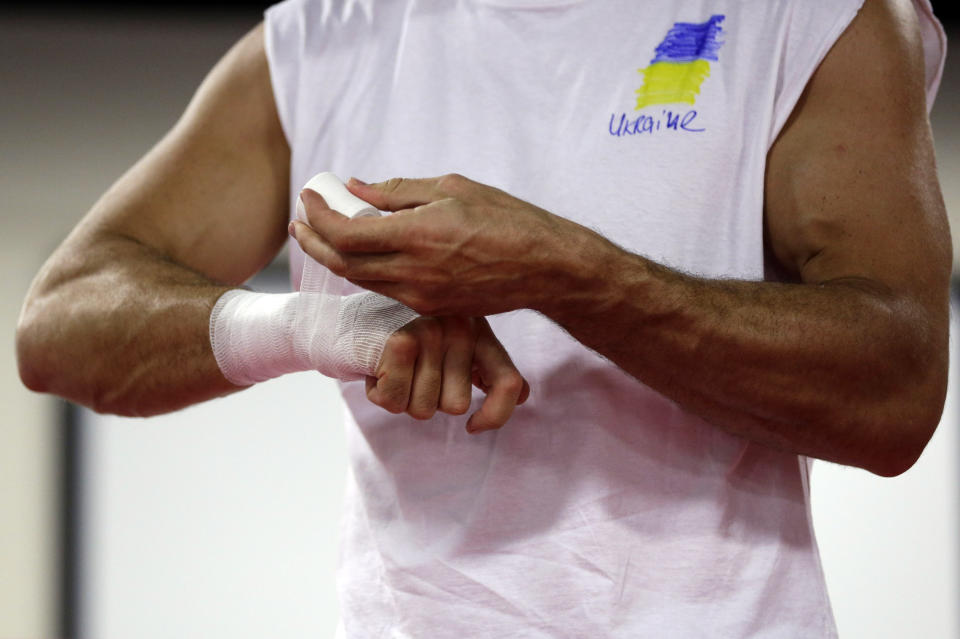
[382,399,407,415]
[377,387,408,414]
[386,330,420,359]
[329,254,349,277]
[304,206,322,227]
[442,316,475,345]
[443,397,471,416]
[383,177,405,194]
[340,254,367,279]
[502,372,525,397]
[407,403,437,421]
[437,173,468,194]
[333,235,355,253]
[413,317,443,346]
[406,293,438,316]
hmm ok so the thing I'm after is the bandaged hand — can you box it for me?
[209,287,420,384]
[367,315,529,432]
[211,174,417,383]
[210,289,528,430]
[210,173,528,431]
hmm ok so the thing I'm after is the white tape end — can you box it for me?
[301,172,380,220]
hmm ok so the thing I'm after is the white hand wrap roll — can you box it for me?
[210,173,419,386]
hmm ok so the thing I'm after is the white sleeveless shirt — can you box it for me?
[263,1,946,636]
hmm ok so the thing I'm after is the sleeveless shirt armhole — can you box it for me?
[263,0,303,149]
[912,0,947,112]
[768,0,948,149]
[767,0,866,151]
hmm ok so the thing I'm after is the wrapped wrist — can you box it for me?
[209,290,306,386]
[333,292,420,378]
[209,289,419,386]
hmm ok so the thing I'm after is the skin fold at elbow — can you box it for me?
[864,365,947,478]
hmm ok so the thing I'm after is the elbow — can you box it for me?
[16,300,136,416]
[16,308,53,394]
[868,446,925,479]
[867,408,941,478]
[17,321,140,417]
[16,347,44,393]
[864,369,947,478]
[868,440,930,478]
[863,304,950,478]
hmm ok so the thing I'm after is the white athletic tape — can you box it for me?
[210,173,419,386]
[297,172,379,221]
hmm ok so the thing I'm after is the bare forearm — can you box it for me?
[17,231,238,416]
[292,161,949,474]
[538,240,949,476]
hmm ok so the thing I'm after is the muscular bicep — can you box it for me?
[75,22,290,285]
[764,0,950,310]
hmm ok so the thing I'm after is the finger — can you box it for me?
[292,221,419,284]
[346,176,442,212]
[301,187,407,253]
[438,317,475,415]
[366,330,418,414]
[471,367,529,403]
[406,319,444,420]
[517,377,531,405]
[296,189,327,223]
[466,320,528,434]
[289,220,349,276]
[299,188,345,225]
[339,253,418,283]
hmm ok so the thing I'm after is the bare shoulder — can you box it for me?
[764,0,950,307]
[73,21,290,285]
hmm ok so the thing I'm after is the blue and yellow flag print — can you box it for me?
[636,15,726,110]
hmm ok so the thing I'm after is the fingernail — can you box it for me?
[288,221,296,238]
[348,177,368,186]
[466,418,485,434]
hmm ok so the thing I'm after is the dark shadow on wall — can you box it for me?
[930,1,959,24]
[3,0,960,23]
[59,400,80,639]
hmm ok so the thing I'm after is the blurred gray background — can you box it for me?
[1,3,958,637]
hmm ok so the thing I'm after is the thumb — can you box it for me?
[299,188,349,230]
[347,176,440,212]
[466,319,530,434]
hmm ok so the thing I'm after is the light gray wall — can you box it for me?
[1,10,958,638]
[0,11,262,637]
